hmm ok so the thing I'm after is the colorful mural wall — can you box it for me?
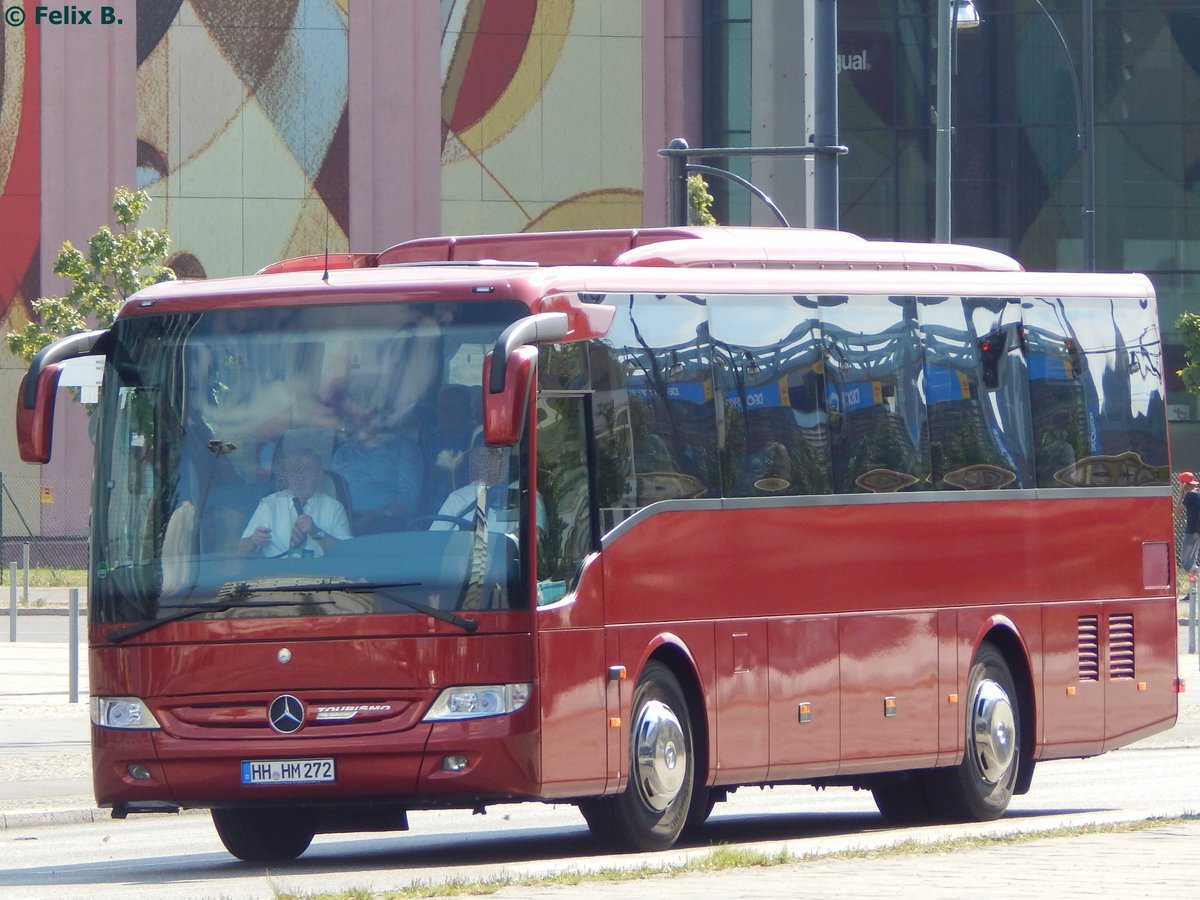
[135,0,349,278]
[0,17,39,337]
[440,0,644,234]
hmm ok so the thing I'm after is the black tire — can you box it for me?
[211,807,315,862]
[871,773,934,825]
[925,642,1021,822]
[683,785,716,834]
[579,661,695,851]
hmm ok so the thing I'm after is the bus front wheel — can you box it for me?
[579,661,695,851]
[926,642,1021,822]
[212,807,315,862]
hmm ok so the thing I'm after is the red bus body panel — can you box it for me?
[90,614,539,808]
[583,494,1176,788]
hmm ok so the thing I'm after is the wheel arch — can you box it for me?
[640,637,711,789]
[974,620,1037,795]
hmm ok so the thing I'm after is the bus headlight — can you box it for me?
[91,696,161,730]
[423,684,531,721]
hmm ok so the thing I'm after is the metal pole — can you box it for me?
[667,137,689,226]
[812,0,840,230]
[934,0,953,243]
[69,588,80,703]
[1081,0,1096,271]
[22,542,29,611]
[8,562,16,642]
[1189,569,1197,654]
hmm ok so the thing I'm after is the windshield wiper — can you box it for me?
[106,599,336,644]
[230,580,479,632]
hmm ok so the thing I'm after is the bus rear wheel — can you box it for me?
[926,642,1021,822]
[579,661,695,851]
[211,807,315,862]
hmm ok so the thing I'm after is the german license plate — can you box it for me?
[241,758,335,785]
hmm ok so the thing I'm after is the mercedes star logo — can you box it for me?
[268,694,305,734]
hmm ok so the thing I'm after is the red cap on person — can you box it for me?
[1181,472,1198,485]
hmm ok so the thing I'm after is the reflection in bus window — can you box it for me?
[1025,297,1168,487]
[596,294,719,508]
[919,296,1033,490]
[709,295,829,496]
[821,296,928,493]
[536,395,595,604]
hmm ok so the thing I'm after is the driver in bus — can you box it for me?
[239,448,352,557]
[430,445,545,534]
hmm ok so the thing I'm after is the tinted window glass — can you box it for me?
[596,294,719,506]
[822,295,929,493]
[1025,296,1168,487]
[535,395,594,603]
[919,296,1033,489]
[709,295,830,496]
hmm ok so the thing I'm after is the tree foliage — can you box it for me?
[7,187,175,362]
[1178,312,1200,395]
[687,173,717,226]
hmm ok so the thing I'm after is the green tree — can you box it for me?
[7,187,175,362]
[687,173,717,226]
[1178,311,1200,395]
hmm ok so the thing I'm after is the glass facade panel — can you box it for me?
[705,0,1200,463]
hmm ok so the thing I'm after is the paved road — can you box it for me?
[2,604,1199,899]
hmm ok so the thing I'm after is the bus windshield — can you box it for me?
[91,299,530,626]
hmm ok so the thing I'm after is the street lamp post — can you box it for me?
[936,0,1096,269]
[934,0,980,245]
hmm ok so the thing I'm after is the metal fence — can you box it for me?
[0,469,91,576]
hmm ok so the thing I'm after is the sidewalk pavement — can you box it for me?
[3,605,1200,899]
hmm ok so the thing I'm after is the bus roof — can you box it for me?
[256,226,1024,275]
[123,257,1153,346]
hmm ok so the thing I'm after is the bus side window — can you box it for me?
[708,294,829,497]
[535,394,597,603]
[1025,296,1168,488]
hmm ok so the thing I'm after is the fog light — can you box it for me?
[442,754,469,772]
[127,763,152,781]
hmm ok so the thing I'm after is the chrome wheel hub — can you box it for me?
[970,678,1016,784]
[633,699,687,811]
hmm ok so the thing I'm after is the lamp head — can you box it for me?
[953,0,983,30]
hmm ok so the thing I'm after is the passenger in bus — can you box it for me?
[239,448,352,557]
[427,384,478,501]
[1178,471,1200,573]
[331,409,423,533]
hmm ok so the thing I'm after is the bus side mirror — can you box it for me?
[14,329,110,465]
[16,365,64,464]
[483,346,537,447]
[482,312,569,447]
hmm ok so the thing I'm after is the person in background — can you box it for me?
[1179,472,1200,579]
[332,410,423,533]
[240,448,351,557]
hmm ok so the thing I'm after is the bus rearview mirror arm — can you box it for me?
[22,329,109,410]
[483,313,569,447]
[488,313,569,394]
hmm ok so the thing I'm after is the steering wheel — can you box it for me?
[410,513,474,531]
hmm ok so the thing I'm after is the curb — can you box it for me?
[1,608,88,617]
[1,807,108,829]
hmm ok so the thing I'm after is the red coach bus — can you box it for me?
[15,226,1180,861]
